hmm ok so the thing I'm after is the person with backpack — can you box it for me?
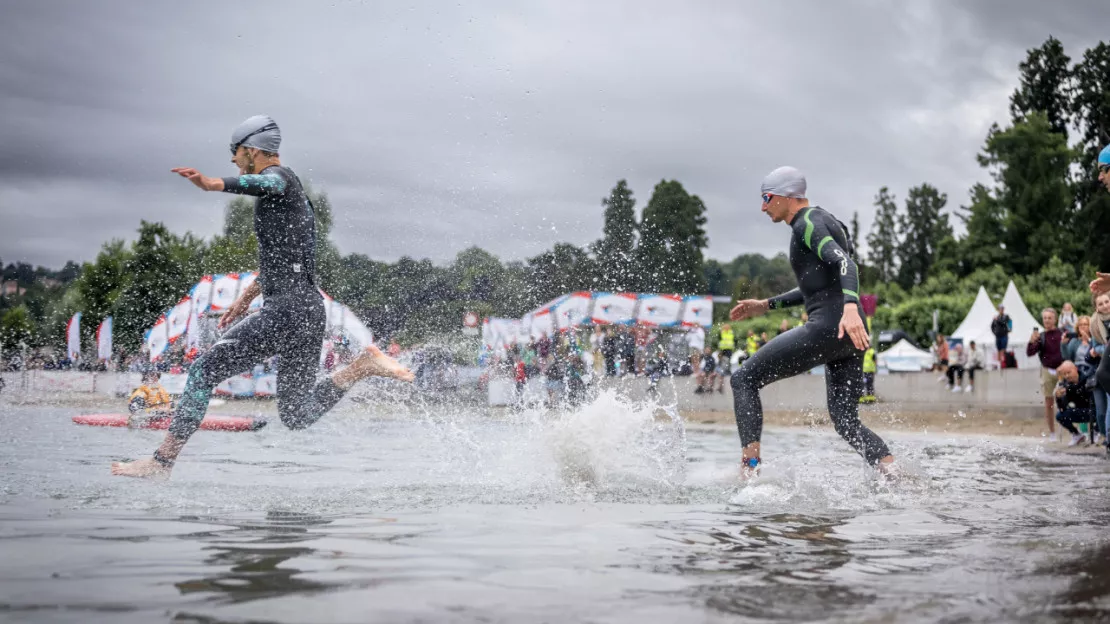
[991,305,1012,368]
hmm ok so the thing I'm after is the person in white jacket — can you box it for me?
[965,341,987,392]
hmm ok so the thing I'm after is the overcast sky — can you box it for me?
[1,0,1106,270]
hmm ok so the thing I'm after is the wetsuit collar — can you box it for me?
[788,205,811,226]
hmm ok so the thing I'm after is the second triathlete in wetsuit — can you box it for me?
[730,166,892,471]
[168,163,338,440]
[112,115,413,479]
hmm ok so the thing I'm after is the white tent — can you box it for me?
[1000,280,1043,369]
[877,338,934,372]
[950,286,1000,369]
[951,286,996,346]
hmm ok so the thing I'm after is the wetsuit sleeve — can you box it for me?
[804,211,861,305]
[221,172,288,197]
[767,288,804,309]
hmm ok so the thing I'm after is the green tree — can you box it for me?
[310,190,343,294]
[703,259,729,296]
[594,180,638,291]
[527,243,597,305]
[978,113,1078,273]
[955,183,1009,274]
[896,183,951,289]
[203,197,259,275]
[635,180,708,294]
[75,239,132,347]
[0,305,34,352]
[1009,35,1072,136]
[866,187,900,283]
[113,221,206,352]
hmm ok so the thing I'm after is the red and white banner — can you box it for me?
[554,291,592,330]
[591,292,637,325]
[190,276,214,315]
[210,273,241,310]
[96,316,113,360]
[145,317,169,361]
[165,297,193,342]
[66,312,81,359]
[530,309,555,339]
[681,295,714,327]
[636,294,682,327]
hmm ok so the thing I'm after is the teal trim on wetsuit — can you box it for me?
[166,165,345,441]
[733,205,889,465]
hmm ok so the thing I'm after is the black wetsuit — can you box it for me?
[167,166,345,441]
[730,206,890,465]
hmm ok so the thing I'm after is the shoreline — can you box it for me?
[5,389,1105,455]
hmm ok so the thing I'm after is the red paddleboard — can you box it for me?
[72,413,267,432]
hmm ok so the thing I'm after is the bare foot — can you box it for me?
[739,457,761,481]
[340,345,415,385]
[876,456,900,480]
[111,457,171,479]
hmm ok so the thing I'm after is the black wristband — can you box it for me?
[152,451,175,468]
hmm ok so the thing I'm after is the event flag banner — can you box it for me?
[530,309,555,339]
[145,317,170,361]
[209,273,241,310]
[66,312,81,359]
[635,294,682,327]
[190,275,214,316]
[96,316,113,360]
[165,297,193,342]
[590,292,638,325]
[554,291,593,330]
[680,295,714,327]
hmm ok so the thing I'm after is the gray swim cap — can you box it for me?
[229,115,281,155]
[760,166,806,198]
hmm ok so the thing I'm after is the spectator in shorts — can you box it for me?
[1053,360,1094,447]
[965,341,986,392]
[946,343,967,391]
[686,325,705,374]
[695,345,716,394]
[991,305,1012,368]
[1028,308,1065,441]
[933,334,950,379]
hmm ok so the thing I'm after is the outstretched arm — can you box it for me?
[767,288,803,310]
[170,168,287,197]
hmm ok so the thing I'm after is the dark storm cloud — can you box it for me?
[1,1,1106,269]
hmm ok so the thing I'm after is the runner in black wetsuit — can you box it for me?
[729,166,894,477]
[112,115,414,478]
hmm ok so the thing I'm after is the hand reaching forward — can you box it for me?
[171,168,224,192]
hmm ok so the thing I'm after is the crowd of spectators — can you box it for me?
[1024,297,1110,449]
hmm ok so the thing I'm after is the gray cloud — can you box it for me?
[1,1,1106,269]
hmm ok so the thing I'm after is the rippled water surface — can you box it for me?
[2,390,1110,623]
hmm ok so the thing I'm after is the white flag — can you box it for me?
[96,316,113,360]
[66,312,81,359]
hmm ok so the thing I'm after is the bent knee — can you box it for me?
[730,366,758,391]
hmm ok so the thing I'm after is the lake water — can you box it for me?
[2,389,1109,623]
